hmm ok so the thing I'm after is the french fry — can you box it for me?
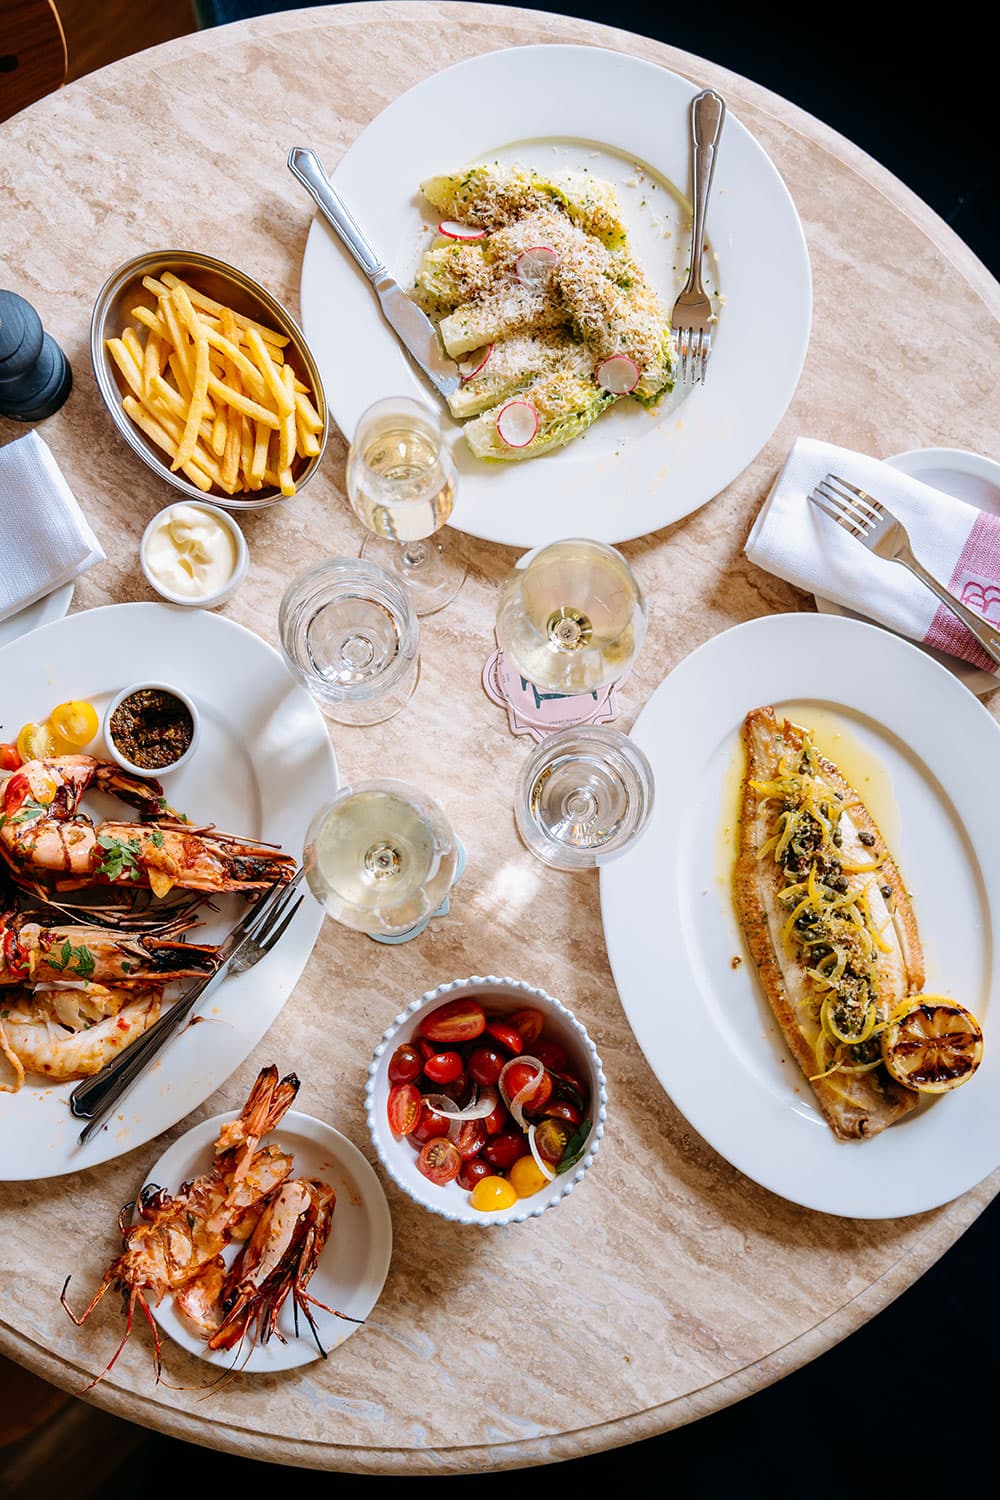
[245,326,292,418]
[122,326,145,373]
[161,272,289,347]
[131,306,167,339]
[147,374,214,447]
[210,410,227,456]
[278,364,296,476]
[250,420,269,484]
[207,372,281,428]
[172,331,210,472]
[159,295,192,386]
[167,350,193,404]
[143,333,164,395]
[106,338,144,399]
[122,395,212,492]
[295,408,321,458]
[141,274,171,299]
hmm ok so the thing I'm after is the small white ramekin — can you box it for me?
[366,976,607,1227]
[103,680,201,778]
[140,501,249,608]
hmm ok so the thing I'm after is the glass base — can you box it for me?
[369,839,466,943]
[360,530,466,616]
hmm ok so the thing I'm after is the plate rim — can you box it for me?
[142,1107,393,1372]
[300,42,812,547]
[600,610,1000,1218]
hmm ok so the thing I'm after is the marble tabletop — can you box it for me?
[0,1,997,1475]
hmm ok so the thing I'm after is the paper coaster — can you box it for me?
[369,840,467,945]
[482,647,623,742]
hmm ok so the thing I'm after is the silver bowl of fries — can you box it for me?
[91,250,328,510]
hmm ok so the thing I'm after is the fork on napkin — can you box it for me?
[0,430,105,622]
[745,437,1000,675]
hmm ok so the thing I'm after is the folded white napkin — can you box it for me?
[746,437,1000,674]
[0,431,106,622]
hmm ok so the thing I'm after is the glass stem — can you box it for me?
[401,541,428,570]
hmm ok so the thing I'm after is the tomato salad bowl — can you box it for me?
[366,977,607,1226]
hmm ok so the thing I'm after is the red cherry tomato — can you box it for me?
[502,1061,553,1117]
[485,1019,524,1055]
[420,998,487,1045]
[483,1099,508,1135]
[417,1038,437,1061]
[544,1099,582,1126]
[386,1083,422,1137]
[510,1006,544,1044]
[0,744,22,772]
[554,1072,588,1108]
[534,1117,572,1164]
[484,1130,524,1170]
[388,1043,422,1084]
[417,1137,462,1185]
[468,1045,505,1086]
[423,1050,464,1085]
[458,1158,494,1191]
[533,1039,568,1072]
[408,1104,452,1143]
[454,1118,486,1159]
[437,1073,473,1107]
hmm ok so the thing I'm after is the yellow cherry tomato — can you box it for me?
[16,721,57,764]
[508,1154,549,1199]
[469,1176,518,1212]
[50,700,99,748]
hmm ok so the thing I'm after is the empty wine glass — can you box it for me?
[304,779,459,938]
[346,395,466,615]
[514,725,654,870]
[278,557,419,725]
[495,538,647,694]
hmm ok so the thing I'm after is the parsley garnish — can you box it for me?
[151,829,165,849]
[10,798,50,825]
[96,833,143,883]
[45,940,96,980]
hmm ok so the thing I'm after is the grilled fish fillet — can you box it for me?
[735,707,924,1141]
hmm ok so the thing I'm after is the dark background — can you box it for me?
[4,2,997,1494]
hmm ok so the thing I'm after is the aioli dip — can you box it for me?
[143,503,238,600]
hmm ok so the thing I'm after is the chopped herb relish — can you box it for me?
[109,689,193,771]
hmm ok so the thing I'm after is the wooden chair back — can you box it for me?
[0,0,67,124]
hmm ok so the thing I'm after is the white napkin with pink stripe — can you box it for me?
[0,430,105,622]
[746,437,1000,675]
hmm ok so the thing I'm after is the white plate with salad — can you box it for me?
[299,44,812,547]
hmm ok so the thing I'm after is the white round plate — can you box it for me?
[143,1109,392,1372]
[816,448,1000,696]
[0,602,336,1180]
[600,612,1000,1219]
[0,581,73,649]
[300,45,812,547]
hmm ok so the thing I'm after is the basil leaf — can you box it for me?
[554,1119,592,1175]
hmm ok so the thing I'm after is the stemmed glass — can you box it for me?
[304,779,459,939]
[495,537,647,694]
[346,396,466,615]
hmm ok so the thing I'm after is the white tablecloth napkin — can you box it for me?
[746,437,1000,675]
[0,430,105,622]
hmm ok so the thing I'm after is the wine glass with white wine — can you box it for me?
[304,779,459,939]
[495,537,647,694]
[346,396,466,616]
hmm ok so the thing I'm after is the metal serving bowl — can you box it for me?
[90,249,329,511]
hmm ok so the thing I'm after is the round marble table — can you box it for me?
[0,2,997,1475]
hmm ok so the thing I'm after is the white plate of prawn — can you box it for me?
[0,602,337,1181]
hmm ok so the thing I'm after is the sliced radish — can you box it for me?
[423,1086,498,1122]
[596,355,640,394]
[515,246,558,286]
[458,344,494,382]
[438,220,487,242]
[496,400,538,449]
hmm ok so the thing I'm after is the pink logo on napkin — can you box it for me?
[924,511,1000,672]
[482,648,623,741]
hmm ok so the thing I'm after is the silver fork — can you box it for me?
[809,473,1000,667]
[672,87,726,386]
[70,870,306,1144]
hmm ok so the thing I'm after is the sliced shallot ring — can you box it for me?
[423,1086,498,1122]
[498,1055,545,1130]
[496,400,538,449]
[527,1124,556,1182]
[596,355,640,394]
[438,220,487,241]
[459,344,493,382]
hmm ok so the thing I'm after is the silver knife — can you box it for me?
[288,145,460,401]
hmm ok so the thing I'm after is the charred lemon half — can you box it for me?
[881,998,984,1094]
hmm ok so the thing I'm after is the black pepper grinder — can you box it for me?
[0,290,73,421]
